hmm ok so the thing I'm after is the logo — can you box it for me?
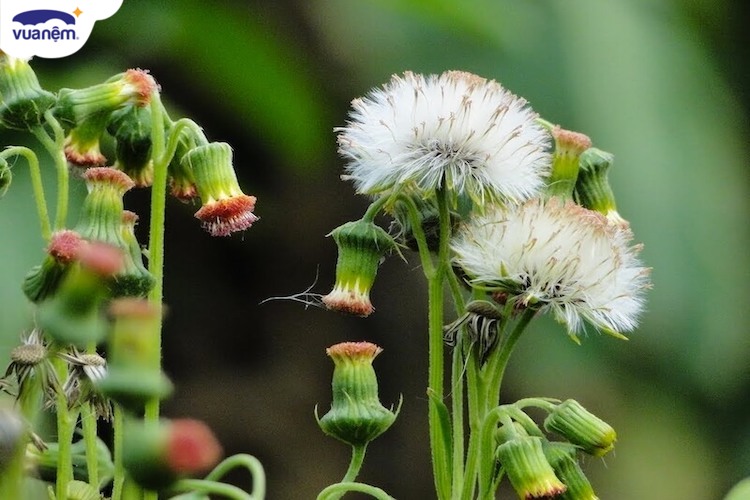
[0,1,123,59]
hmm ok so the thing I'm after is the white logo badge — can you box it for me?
[0,1,123,59]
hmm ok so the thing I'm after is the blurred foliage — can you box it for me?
[1,0,748,498]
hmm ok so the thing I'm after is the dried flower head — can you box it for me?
[2,330,59,403]
[337,71,551,205]
[451,198,650,337]
[58,350,112,420]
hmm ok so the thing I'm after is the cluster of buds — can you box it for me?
[493,400,616,499]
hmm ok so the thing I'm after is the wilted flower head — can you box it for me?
[451,198,650,336]
[337,71,551,205]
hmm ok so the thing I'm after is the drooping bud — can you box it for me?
[123,418,222,490]
[55,69,157,128]
[543,443,599,500]
[167,132,197,201]
[108,106,154,187]
[37,242,122,348]
[0,52,56,130]
[317,342,398,447]
[96,298,172,411]
[543,400,616,457]
[542,123,592,200]
[115,210,155,297]
[496,434,567,499]
[63,111,110,169]
[322,220,395,317]
[183,142,258,236]
[23,230,84,303]
[573,148,627,226]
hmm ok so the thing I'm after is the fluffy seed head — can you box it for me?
[337,71,552,205]
[451,198,650,334]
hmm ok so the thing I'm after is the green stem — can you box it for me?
[173,479,252,500]
[459,347,482,500]
[450,335,465,498]
[0,147,52,239]
[32,112,68,230]
[50,357,74,500]
[342,444,367,483]
[361,195,390,223]
[484,308,537,407]
[204,454,266,499]
[145,93,167,422]
[111,405,125,500]
[317,482,395,500]
[80,403,99,489]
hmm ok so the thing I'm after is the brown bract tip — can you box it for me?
[169,179,198,202]
[326,341,382,360]
[122,210,139,225]
[124,68,159,106]
[552,126,592,155]
[194,195,258,237]
[83,167,136,192]
[443,70,487,87]
[322,290,374,317]
[48,230,84,263]
[166,419,223,474]
[64,145,107,168]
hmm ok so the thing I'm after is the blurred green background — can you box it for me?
[2,0,749,498]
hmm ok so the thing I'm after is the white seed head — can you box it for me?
[337,71,551,204]
[451,198,650,334]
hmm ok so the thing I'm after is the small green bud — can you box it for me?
[37,242,122,348]
[543,442,599,500]
[497,435,567,499]
[108,105,154,187]
[63,111,110,168]
[183,142,258,236]
[96,298,172,411]
[541,122,592,200]
[322,220,395,317]
[0,53,56,130]
[573,148,627,226]
[168,131,198,201]
[544,399,616,457]
[123,418,222,490]
[317,342,398,447]
[115,210,155,297]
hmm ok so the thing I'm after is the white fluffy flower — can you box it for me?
[451,198,650,334]
[337,71,551,204]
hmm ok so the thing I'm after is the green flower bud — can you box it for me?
[573,148,627,226]
[322,220,395,317]
[543,443,599,500]
[37,243,122,348]
[542,122,592,200]
[123,418,222,490]
[544,400,616,457]
[168,131,197,201]
[55,69,157,129]
[115,210,155,297]
[96,299,172,411]
[27,436,114,486]
[496,435,567,499]
[63,111,110,169]
[183,142,258,236]
[0,53,56,130]
[317,342,398,447]
[23,230,83,303]
[108,105,154,187]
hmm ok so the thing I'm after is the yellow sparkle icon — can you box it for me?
[73,7,83,17]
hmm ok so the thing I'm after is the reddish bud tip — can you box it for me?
[326,341,383,360]
[124,69,159,106]
[194,194,258,237]
[83,167,136,192]
[77,242,124,276]
[166,419,223,474]
[47,230,84,263]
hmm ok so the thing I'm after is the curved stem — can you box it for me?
[32,112,68,230]
[204,454,266,500]
[172,479,252,500]
[361,195,390,223]
[317,482,395,500]
[0,147,51,239]
[342,444,367,483]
